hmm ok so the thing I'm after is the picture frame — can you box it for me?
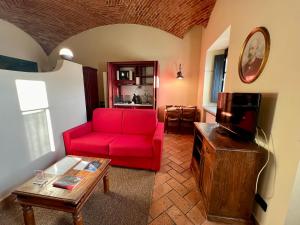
[238,27,270,83]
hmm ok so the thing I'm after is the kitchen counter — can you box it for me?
[113,103,153,108]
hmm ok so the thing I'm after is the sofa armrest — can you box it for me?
[63,122,92,155]
[152,122,164,171]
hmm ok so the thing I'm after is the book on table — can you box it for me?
[53,176,82,190]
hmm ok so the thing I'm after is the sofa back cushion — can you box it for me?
[123,109,157,135]
[92,108,123,133]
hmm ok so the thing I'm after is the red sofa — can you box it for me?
[63,108,164,171]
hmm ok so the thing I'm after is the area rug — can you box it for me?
[0,167,155,225]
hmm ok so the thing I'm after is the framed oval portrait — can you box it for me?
[238,27,270,83]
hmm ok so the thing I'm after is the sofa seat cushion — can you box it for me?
[109,135,153,158]
[70,132,118,155]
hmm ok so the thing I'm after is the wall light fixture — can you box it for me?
[176,64,184,79]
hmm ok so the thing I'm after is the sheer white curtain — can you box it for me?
[16,80,55,160]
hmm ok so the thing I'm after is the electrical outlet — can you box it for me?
[255,193,268,211]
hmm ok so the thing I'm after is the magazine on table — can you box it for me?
[52,175,82,190]
[84,161,101,172]
[73,160,101,172]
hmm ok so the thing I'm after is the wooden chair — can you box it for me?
[165,106,182,133]
[180,106,197,133]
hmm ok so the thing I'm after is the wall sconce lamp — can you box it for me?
[59,48,74,61]
[176,64,184,79]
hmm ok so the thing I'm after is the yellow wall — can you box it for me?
[198,0,300,224]
[49,24,202,108]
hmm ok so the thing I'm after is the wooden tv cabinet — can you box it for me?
[190,123,267,225]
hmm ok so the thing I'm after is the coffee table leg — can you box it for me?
[22,205,36,225]
[103,173,109,193]
[73,212,84,225]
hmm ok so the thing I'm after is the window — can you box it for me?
[15,80,55,160]
[210,49,228,103]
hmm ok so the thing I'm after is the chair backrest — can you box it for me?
[166,105,173,109]
[166,107,181,120]
[181,106,197,121]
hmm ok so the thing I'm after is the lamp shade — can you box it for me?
[59,48,74,60]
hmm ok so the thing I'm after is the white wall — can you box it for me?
[0,60,86,199]
[0,19,49,71]
[197,0,300,224]
[49,24,202,108]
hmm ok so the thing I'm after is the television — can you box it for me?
[216,92,261,141]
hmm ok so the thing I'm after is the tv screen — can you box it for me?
[216,92,261,141]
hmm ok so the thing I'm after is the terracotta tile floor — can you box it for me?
[148,133,228,225]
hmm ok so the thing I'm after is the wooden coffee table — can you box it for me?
[13,156,111,225]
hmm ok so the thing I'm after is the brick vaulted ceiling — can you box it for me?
[0,0,216,54]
